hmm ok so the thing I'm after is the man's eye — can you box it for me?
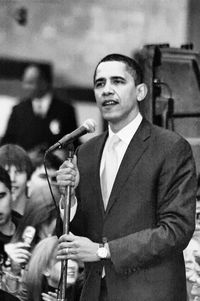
[15,169,24,175]
[51,176,57,182]
[95,82,104,88]
[39,173,47,179]
[113,79,124,84]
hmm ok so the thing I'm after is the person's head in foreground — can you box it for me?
[26,235,79,301]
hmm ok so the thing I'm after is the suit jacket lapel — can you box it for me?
[105,119,151,215]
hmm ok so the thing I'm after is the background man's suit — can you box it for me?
[70,118,197,301]
[1,97,77,151]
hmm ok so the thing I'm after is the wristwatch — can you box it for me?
[97,243,108,259]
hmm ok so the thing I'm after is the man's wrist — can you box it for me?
[96,242,111,259]
[104,242,111,258]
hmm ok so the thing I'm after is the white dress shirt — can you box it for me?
[32,93,52,117]
[100,112,143,178]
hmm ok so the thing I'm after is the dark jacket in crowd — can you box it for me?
[1,97,78,152]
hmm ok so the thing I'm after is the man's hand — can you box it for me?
[41,292,57,301]
[57,233,100,262]
[56,155,80,195]
[4,242,31,264]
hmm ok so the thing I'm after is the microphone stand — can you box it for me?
[57,144,74,301]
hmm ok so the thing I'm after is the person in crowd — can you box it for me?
[0,144,33,216]
[56,53,197,301]
[184,180,200,300]
[28,152,63,197]
[25,235,81,301]
[190,250,200,301]
[0,166,21,265]
[1,64,78,157]
[11,198,57,246]
[1,193,58,300]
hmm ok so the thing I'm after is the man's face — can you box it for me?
[5,165,28,203]
[0,182,12,226]
[28,165,58,196]
[22,66,48,99]
[30,165,57,187]
[94,61,139,132]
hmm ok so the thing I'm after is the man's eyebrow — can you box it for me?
[95,76,125,83]
[94,77,105,84]
[0,192,6,197]
[111,76,126,80]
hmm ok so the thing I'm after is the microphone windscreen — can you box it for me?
[22,226,36,245]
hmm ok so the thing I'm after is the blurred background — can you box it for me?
[1,0,200,169]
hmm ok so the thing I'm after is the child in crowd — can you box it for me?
[0,166,21,265]
[25,236,81,301]
[0,144,33,216]
[1,191,58,300]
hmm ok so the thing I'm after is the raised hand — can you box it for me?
[4,242,31,264]
[41,291,57,301]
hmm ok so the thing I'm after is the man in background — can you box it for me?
[1,64,78,157]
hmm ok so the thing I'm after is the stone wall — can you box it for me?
[0,0,188,87]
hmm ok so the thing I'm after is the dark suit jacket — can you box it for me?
[1,96,78,151]
[70,118,197,301]
[0,290,20,301]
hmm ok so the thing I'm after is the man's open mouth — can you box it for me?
[103,100,118,106]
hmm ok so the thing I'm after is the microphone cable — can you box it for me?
[43,150,59,214]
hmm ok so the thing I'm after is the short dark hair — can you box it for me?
[37,64,53,85]
[0,165,11,191]
[23,64,53,86]
[93,53,143,85]
[0,144,33,180]
[32,151,63,170]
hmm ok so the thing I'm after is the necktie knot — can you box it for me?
[107,135,121,152]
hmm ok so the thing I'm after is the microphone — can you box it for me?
[4,226,36,273]
[47,119,96,152]
[21,226,36,269]
[22,226,36,246]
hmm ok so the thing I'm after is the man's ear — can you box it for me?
[136,83,148,102]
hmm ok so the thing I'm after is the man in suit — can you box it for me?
[1,64,78,155]
[56,54,197,301]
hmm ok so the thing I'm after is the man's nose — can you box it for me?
[102,82,114,95]
[9,169,16,182]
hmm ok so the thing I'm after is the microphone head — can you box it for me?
[83,119,96,133]
[22,226,36,245]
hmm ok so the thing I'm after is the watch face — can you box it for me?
[98,247,108,259]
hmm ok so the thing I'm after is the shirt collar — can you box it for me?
[108,112,143,145]
[32,93,52,116]
[33,92,52,104]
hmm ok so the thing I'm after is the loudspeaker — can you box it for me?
[135,44,200,173]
